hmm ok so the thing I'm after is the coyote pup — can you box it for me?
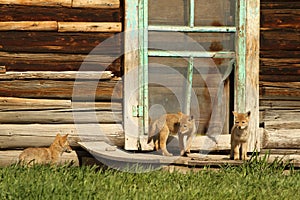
[230,111,251,160]
[148,112,196,156]
[19,133,72,165]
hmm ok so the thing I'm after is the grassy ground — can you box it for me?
[0,155,299,200]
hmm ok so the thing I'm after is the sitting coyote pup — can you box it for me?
[148,112,196,156]
[19,133,72,165]
[230,111,251,160]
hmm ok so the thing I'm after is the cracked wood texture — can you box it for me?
[260,0,300,150]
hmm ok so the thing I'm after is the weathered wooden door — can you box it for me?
[124,0,260,153]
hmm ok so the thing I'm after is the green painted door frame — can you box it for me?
[124,0,260,151]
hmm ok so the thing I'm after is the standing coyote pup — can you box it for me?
[19,133,72,165]
[230,111,251,160]
[148,112,196,156]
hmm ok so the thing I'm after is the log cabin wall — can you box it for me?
[0,0,124,161]
[260,0,300,150]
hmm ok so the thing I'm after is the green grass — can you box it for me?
[0,155,300,200]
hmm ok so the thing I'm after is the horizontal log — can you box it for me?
[0,71,113,80]
[0,97,122,111]
[0,32,121,54]
[0,0,120,8]
[265,121,300,130]
[0,109,122,124]
[260,100,300,110]
[0,21,122,32]
[0,52,116,62]
[261,2,300,9]
[0,0,71,7]
[260,58,300,75]
[262,109,300,123]
[0,150,79,166]
[0,79,122,100]
[260,75,300,82]
[0,97,71,110]
[72,0,119,8]
[260,50,300,58]
[261,9,300,29]
[0,124,124,149]
[190,135,231,151]
[0,21,57,31]
[263,129,300,149]
[0,59,121,77]
[260,30,300,51]
[260,82,300,100]
[58,22,122,32]
[0,5,121,22]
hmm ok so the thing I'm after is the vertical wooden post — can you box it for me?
[235,0,260,151]
[124,0,140,150]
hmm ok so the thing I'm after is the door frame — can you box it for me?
[123,0,260,152]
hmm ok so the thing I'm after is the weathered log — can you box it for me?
[261,1,300,9]
[0,110,122,124]
[260,82,300,100]
[0,97,71,110]
[0,52,121,75]
[72,0,119,8]
[0,0,72,7]
[0,21,57,31]
[263,129,300,149]
[0,5,121,22]
[260,50,300,58]
[0,0,120,8]
[0,52,116,62]
[0,71,113,80]
[260,30,300,51]
[0,124,124,149]
[0,79,122,100]
[260,99,300,110]
[261,9,300,29]
[0,32,121,54]
[262,109,300,123]
[0,97,122,111]
[265,121,300,130]
[0,60,121,77]
[260,58,300,75]
[58,22,122,32]
[260,75,300,82]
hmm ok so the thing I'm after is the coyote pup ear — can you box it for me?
[232,111,238,117]
[247,111,251,117]
[189,115,194,120]
[56,133,61,138]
